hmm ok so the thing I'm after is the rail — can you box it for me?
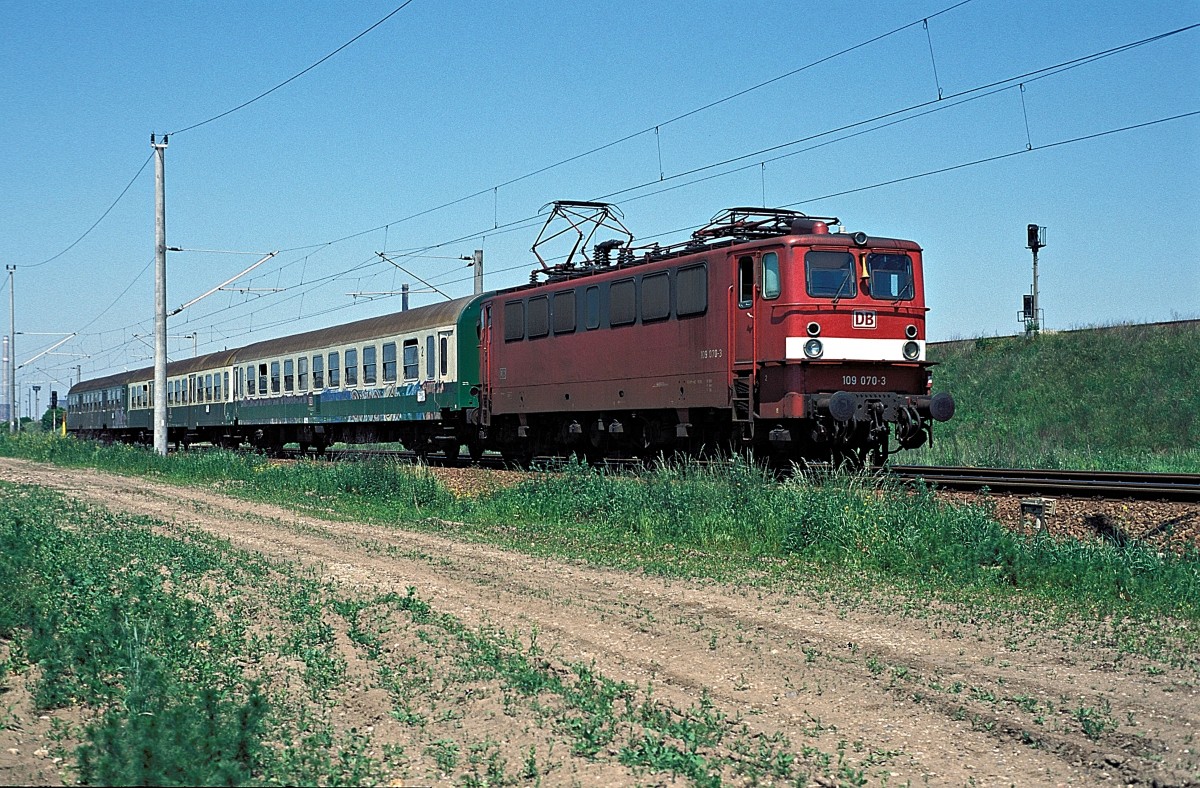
[890,465,1200,502]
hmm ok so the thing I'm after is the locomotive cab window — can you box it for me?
[866,253,914,300]
[737,256,754,308]
[761,252,780,299]
[806,251,857,299]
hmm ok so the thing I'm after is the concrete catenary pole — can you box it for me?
[473,249,483,295]
[7,265,15,432]
[2,335,9,428]
[152,135,169,456]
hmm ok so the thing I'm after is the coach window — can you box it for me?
[297,357,308,391]
[206,373,214,401]
[610,279,636,326]
[584,286,601,330]
[312,354,324,389]
[439,331,451,377]
[641,272,670,322]
[737,256,755,308]
[223,372,230,401]
[761,252,781,300]
[402,339,419,380]
[284,359,294,392]
[866,253,914,300]
[270,361,281,394]
[327,351,340,388]
[424,335,435,379]
[344,349,359,386]
[258,364,268,395]
[363,346,377,385]
[382,342,397,382]
[677,263,708,317]
[527,296,549,339]
[806,251,856,299]
[553,290,575,334]
[503,300,524,341]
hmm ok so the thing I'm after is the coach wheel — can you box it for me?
[467,440,485,463]
[443,442,461,464]
[298,442,311,456]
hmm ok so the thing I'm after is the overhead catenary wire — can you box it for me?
[277,0,982,255]
[25,153,154,270]
[168,1,418,136]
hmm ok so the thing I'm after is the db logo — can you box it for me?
[852,310,877,329]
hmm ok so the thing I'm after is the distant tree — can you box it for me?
[40,408,66,432]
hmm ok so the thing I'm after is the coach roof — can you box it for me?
[232,296,480,362]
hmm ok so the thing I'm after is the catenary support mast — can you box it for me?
[152,135,169,456]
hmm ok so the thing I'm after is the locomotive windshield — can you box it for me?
[805,251,856,299]
[866,253,914,300]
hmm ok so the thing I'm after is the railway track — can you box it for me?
[890,465,1200,502]
[276,447,1200,502]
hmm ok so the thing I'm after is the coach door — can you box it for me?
[187,374,198,430]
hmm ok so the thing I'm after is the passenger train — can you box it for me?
[68,205,954,466]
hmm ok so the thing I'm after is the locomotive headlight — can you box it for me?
[902,340,921,360]
[804,338,824,359]
[905,324,918,339]
[806,321,821,337]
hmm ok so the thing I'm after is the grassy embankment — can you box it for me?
[914,321,1200,471]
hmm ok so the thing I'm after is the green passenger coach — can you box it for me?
[67,294,489,459]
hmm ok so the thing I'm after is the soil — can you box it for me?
[1,457,1197,786]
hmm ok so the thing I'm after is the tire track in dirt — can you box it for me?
[3,458,1196,786]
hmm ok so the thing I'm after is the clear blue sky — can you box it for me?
[1,0,1197,401]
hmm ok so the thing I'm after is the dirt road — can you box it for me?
[1,457,1197,786]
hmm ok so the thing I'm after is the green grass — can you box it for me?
[3,433,1197,634]
[0,485,269,785]
[915,321,1200,471]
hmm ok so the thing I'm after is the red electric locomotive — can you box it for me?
[476,203,953,466]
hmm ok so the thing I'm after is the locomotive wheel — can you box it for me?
[501,443,534,469]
